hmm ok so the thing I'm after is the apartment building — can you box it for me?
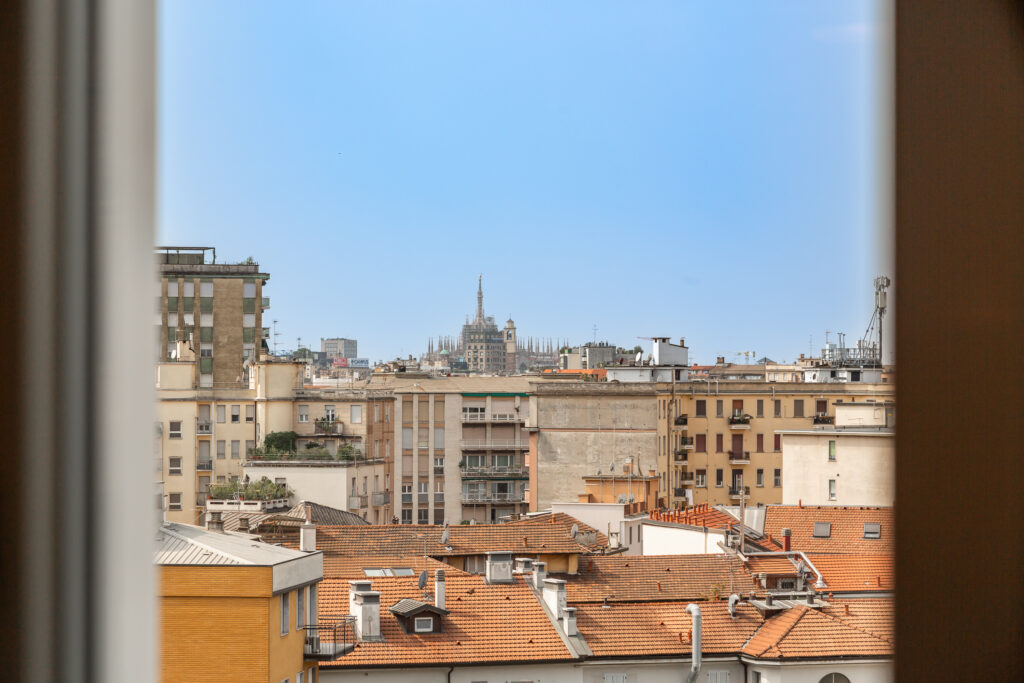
[321,337,358,359]
[656,381,895,509]
[155,246,269,387]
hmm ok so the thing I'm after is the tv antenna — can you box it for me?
[272,319,280,356]
[592,324,598,344]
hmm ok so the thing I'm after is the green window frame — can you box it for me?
[242,298,256,314]
[199,327,213,343]
[166,296,178,312]
[199,357,213,373]
[242,327,255,343]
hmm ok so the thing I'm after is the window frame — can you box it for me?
[413,616,434,633]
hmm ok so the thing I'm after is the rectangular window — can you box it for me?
[434,456,444,470]
[774,434,781,451]
[696,434,706,453]
[774,399,782,417]
[182,281,194,298]
[168,457,182,475]
[168,420,182,439]
[756,468,764,487]
[245,404,254,423]
[166,281,178,297]
[604,674,628,683]
[434,427,445,448]
[695,469,706,488]
[715,433,723,452]
[231,405,240,423]
[756,434,764,452]
[297,587,305,628]
[732,399,743,416]
[243,281,256,298]
[245,440,254,456]
[813,522,832,538]
[715,469,723,487]
[324,405,335,421]
[216,440,225,459]
[773,468,781,487]
[414,617,433,633]
[402,427,413,449]
[168,493,182,510]
[756,399,764,417]
[793,399,804,418]
[417,509,429,524]
[716,399,723,417]
[199,312,213,327]
[401,509,412,524]
[350,405,362,424]
[828,439,836,461]
[374,404,380,422]
[828,479,837,500]
[695,400,706,417]
[199,281,213,297]
[231,440,240,459]
[864,523,882,539]
[281,592,290,634]
[816,399,828,415]
[242,313,255,328]
[216,405,225,423]
[298,405,309,422]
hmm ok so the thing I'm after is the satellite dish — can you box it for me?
[596,469,601,476]
[570,524,579,539]
[617,494,626,504]
[628,494,635,503]
[635,350,642,363]
[418,570,428,590]
[609,462,615,472]
[440,528,450,546]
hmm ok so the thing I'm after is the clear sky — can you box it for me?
[158,1,891,365]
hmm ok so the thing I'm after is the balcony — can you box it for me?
[197,459,213,472]
[729,485,751,500]
[401,493,412,504]
[433,465,445,474]
[462,491,525,504]
[673,487,687,497]
[304,617,356,660]
[813,414,835,425]
[261,296,270,310]
[314,418,343,436]
[672,414,689,430]
[673,451,687,462]
[679,436,695,449]
[680,471,696,485]
[728,414,752,429]
[728,450,751,464]
[196,419,213,435]
[371,491,390,506]
[348,495,367,509]
[461,412,523,423]
[460,440,529,450]
[206,498,289,512]
[460,465,527,479]
[417,493,429,504]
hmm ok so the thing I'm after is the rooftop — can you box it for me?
[154,521,314,566]
[761,505,894,554]
[565,554,756,603]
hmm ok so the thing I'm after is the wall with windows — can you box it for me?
[781,431,894,507]
[639,521,728,556]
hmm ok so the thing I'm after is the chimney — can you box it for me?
[781,528,792,552]
[562,606,578,636]
[300,505,316,552]
[352,591,381,641]
[348,579,372,617]
[485,551,513,584]
[238,516,250,533]
[543,578,567,620]
[207,510,223,533]
[514,557,534,574]
[435,570,446,610]
[532,561,547,590]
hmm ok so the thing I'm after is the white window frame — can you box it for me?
[168,457,181,475]
[413,616,433,633]
[168,420,182,439]
[167,493,182,511]
[216,404,226,423]
[350,404,362,424]
[298,405,309,423]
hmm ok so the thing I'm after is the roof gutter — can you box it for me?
[685,603,702,683]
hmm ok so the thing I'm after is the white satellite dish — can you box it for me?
[570,524,579,539]
[635,350,642,364]
[418,570,428,590]
[440,528,450,546]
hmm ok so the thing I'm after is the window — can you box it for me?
[298,405,309,422]
[297,586,305,628]
[324,405,335,421]
[756,469,764,487]
[756,399,764,417]
[695,469,706,488]
[774,434,781,451]
[716,399,723,417]
[216,404,225,423]
[374,404,380,422]
[604,674,628,683]
[401,509,412,524]
[231,405,240,423]
[417,509,428,524]
[756,434,764,452]
[696,434,706,453]
[816,399,828,415]
[706,672,730,682]
[828,479,837,500]
[243,282,256,298]
[281,592,290,634]
[774,399,782,417]
[216,440,225,459]
[166,281,178,297]
[199,344,211,357]
[245,404,254,423]
[167,493,182,511]
[715,469,723,487]
[434,427,445,448]
[753,673,761,683]
[402,427,413,449]
[695,400,706,417]
[385,405,390,422]
[828,439,836,461]
[793,399,804,418]
[715,433,723,452]
[297,672,303,683]
[245,440,254,456]
[168,457,182,475]
[864,523,882,539]
[168,420,182,439]
[773,468,781,487]
[414,616,433,633]
[434,456,444,470]
[231,440,240,459]
[817,674,851,683]
[350,405,362,424]
[813,522,832,538]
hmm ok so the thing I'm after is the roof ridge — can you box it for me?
[744,606,809,657]
[159,524,254,565]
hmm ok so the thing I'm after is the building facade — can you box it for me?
[321,337,358,359]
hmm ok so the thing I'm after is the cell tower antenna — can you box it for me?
[862,276,891,365]
[273,319,280,356]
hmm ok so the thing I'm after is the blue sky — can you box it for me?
[159,1,891,364]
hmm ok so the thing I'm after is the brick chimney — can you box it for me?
[781,528,792,552]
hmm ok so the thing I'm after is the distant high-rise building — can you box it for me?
[321,337,358,359]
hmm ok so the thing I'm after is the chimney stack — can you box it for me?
[781,528,792,552]
[435,570,446,610]
[207,510,223,533]
[543,578,567,620]
[300,505,316,552]
[485,551,513,584]
[562,606,578,636]
[238,516,250,532]
[349,579,372,617]
[532,561,547,590]
[352,590,381,641]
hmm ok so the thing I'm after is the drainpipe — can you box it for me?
[685,603,702,683]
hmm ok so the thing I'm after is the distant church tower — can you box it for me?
[504,318,517,374]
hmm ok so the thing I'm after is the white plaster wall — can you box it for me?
[835,402,886,427]
[641,523,726,555]
[782,433,894,507]
[243,463,350,509]
[748,660,893,683]
[551,502,625,542]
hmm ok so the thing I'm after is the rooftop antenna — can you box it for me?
[592,324,598,345]
[272,319,280,356]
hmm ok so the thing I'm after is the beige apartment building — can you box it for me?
[655,381,895,508]
[156,246,269,387]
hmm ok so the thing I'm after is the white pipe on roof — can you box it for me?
[685,603,702,683]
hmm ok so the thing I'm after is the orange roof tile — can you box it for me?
[318,574,574,668]
[762,506,893,554]
[746,555,800,575]
[566,555,757,603]
[322,555,461,581]
[648,505,739,529]
[742,598,893,659]
[807,554,894,592]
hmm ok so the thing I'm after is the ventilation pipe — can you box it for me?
[435,570,446,610]
[685,603,702,683]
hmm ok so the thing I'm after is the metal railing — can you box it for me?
[314,419,343,435]
[401,493,412,504]
[462,491,524,503]
[304,617,357,660]
[673,487,687,497]
[371,491,390,506]
[673,452,687,462]
[674,415,689,426]
[728,414,752,425]
[813,414,835,425]
[728,450,751,463]
[197,459,213,471]
[460,440,529,450]
[461,412,522,422]
[417,493,429,504]
[679,436,695,446]
[460,465,526,477]
[348,495,367,509]
[434,492,445,503]
[729,485,751,498]
[681,472,696,485]
[196,419,213,435]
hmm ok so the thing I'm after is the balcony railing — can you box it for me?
[462,491,525,503]
[196,419,213,435]
[679,436,695,449]
[206,498,289,512]
[197,459,213,471]
[673,487,687,497]
[371,491,390,506]
[401,493,412,504]
[461,412,523,423]
[674,414,689,427]
[460,440,529,450]
[434,492,445,503]
[681,471,696,485]
[348,495,367,509]
[813,414,835,425]
[417,493,429,504]
[673,452,687,462]
[728,414,752,428]
[314,419,343,435]
[728,450,751,464]
[460,465,526,477]
[729,485,751,500]
[433,465,445,474]
[304,617,356,660]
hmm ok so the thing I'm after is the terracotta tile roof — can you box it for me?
[322,555,460,581]
[510,512,609,549]
[575,600,764,658]
[807,554,894,592]
[318,574,574,668]
[746,555,801,575]
[648,505,739,529]
[565,555,757,603]
[212,501,368,535]
[761,505,893,554]
[741,598,893,659]
[314,517,604,559]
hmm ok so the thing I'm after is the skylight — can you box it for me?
[813,522,832,538]
[863,523,881,539]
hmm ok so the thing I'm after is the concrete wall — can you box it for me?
[782,432,895,506]
[640,522,727,555]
